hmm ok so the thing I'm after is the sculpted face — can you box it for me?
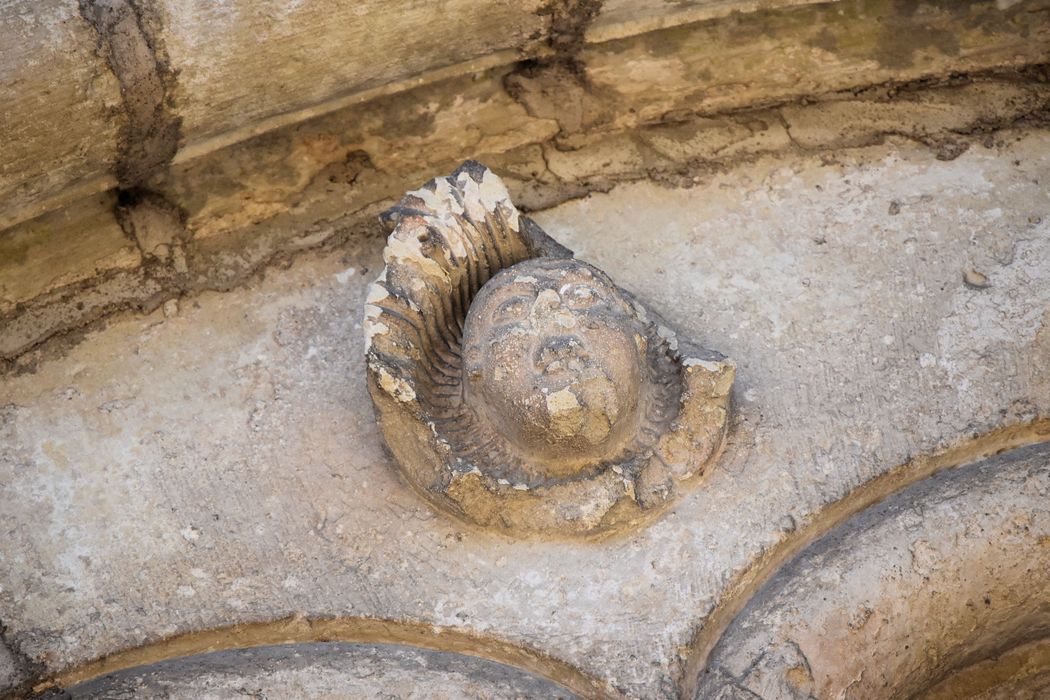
[462,258,648,474]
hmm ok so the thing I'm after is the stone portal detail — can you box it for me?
[363,161,734,534]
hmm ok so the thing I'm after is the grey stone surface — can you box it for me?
[696,442,1050,699]
[0,643,24,697]
[62,642,578,699]
[2,135,1049,698]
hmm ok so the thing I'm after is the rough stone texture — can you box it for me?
[924,639,1050,700]
[0,1,121,230]
[586,0,823,43]
[0,194,140,315]
[165,67,560,242]
[0,63,563,369]
[5,0,1050,235]
[562,0,1050,135]
[155,0,547,155]
[695,442,1050,699]
[0,646,22,699]
[2,135,1048,698]
[970,672,1050,700]
[62,642,579,699]
[77,0,183,190]
[781,81,1050,151]
[6,75,1049,372]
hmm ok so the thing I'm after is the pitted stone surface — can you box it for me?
[2,135,1049,697]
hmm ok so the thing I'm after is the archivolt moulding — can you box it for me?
[693,442,1050,699]
[363,162,734,535]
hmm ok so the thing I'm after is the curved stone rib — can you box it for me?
[693,440,1050,700]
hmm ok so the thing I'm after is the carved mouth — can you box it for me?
[534,335,591,376]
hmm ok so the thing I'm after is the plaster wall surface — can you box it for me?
[2,134,1048,697]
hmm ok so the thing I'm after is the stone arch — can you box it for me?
[693,442,1050,699]
[60,641,580,699]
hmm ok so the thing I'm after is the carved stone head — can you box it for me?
[364,161,733,535]
[464,257,654,475]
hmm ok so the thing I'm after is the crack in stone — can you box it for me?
[77,0,182,189]
[540,0,604,72]
[504,0,607,135]
[114,187,189,263]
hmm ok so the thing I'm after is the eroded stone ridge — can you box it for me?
[62,642,581,699]
[364,162,734,534]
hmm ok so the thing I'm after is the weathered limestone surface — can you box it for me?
[0,1,121,230]
[5,76,1048,372]
[3,0,1048,235]
[65,643,579,699]
[2,0,1049,372]
[2,136,1048,698]
[0,0,550,232]
[156,0,547,154]
[164,68,559,242]
[586,0,824,42]
[925,639,1050,700]
[516,0,1050,136]
[583,0,1050,131]
[0,194,139,315]
[781,81,1050,150]
[696,443,1050,699]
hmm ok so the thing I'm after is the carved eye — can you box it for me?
[561,284,599,308]
[496,295,530,321]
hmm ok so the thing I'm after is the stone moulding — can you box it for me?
[363,161,734,535]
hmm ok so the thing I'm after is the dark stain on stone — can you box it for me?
[934,139,969,160]
[78,0,182,189]
[115,187,189,261]
[0,617,50,700]
[639,22,695,59]
[895,0,921,17]
[327,150,374,187]
[541,0,604,72]
[810,26,839,53]
[873,0,972,70]
[875,23,961,70]
[504,0,604,116]
[376,92,439,138]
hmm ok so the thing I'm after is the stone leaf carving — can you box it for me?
[364,161,733,535]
